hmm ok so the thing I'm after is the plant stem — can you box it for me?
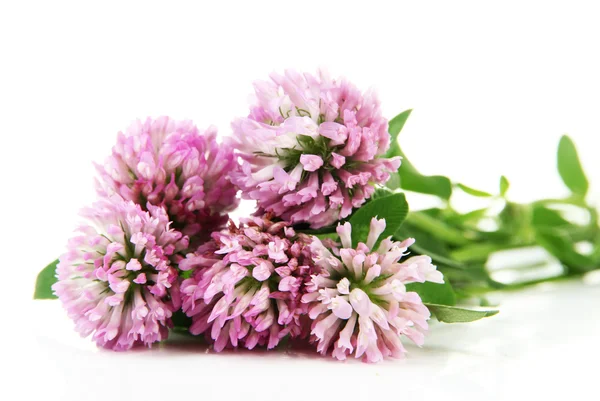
[450,242,535,263]
[407,211,475,246]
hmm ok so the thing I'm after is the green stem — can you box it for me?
[409,243,466,269]
[450,242,535,263]
[491,274,578,292]
[407,211,475,246]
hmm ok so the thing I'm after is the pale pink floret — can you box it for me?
[96,116,239,239]
[52,196,189,351]
[302,217,443,363]
[180,216,318,351]
[230,70,401,228]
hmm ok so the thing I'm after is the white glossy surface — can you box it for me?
[7,279,597,401]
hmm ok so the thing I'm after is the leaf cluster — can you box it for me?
[383,110,599,306]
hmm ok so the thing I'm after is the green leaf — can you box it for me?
[531,205,571,228]
[426,304,499,323]
[384,109,452,199]
[395,223,466,269]
[34,259,59,299]
[531,204,598,243]
[371,186,395,200]
[456,183,493,197]
[406,281,456,306]
[445,208,489,226]
[557,135,588,197]
[349,193,409,247]
[441,263,498,288]
[400,173,453,200]
[396,222,449,256]
[384,109,412,159]
[500,175,510,197]
[450,242,523,263]
[534,227,597,272]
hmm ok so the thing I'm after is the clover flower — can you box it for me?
[302,218,443,362]
[52,196,189,350]
[180,215,317,351]
[96,116,239,239]
[230,70,401,228]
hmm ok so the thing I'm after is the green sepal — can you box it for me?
[34,259,59,300]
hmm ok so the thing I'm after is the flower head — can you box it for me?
[302,218,443,363]
[52,196,189,351]
[180,215,317,351]
[230,70,401,228]
[96,116,239,239]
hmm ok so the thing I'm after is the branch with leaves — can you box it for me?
[383,109,598,305]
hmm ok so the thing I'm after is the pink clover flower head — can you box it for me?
[180,215,317,351]
[302,217,443,363]
[96,116,239,239]
[230,70,401,228]
[52,196,189,351]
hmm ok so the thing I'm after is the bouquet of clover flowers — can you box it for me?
[34,69,600,363]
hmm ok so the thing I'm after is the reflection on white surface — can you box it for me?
[13,279,599,401]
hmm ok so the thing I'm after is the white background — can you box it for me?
[1,1,599,400]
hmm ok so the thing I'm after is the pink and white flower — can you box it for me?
[96,116,239,239]
[180,215,318,351]
[53,196,189,351]
[230,70,401,228]
[303,218,443,362]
